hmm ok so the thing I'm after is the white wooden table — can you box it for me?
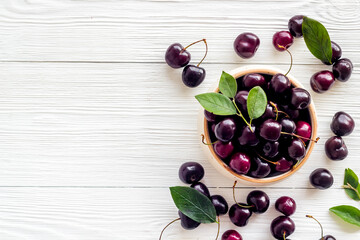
[0,0,359,239]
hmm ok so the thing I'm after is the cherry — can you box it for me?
[259,119,282,141]
[229,152,251,174]
[229,203,253,227]
[262,141,280,158]
[281,105,299,119]
[234,32,260,59]
[269,74,291,94]
[178,162,205,184]
[182,65,206,87]
[221,230,242,240]
[211,195,229,216]
[280,119,296,135]
[178,210,201,230]
[295,121,312,140]
[276,157,293,172]
[242,73,266,89]
[215,119,237,142]
[261,103,277,120]
[288,139,305,161]
[288,15,304,37]
[250,157,271,178]
[273,31,294,51]
[271,216,295,239]
[325,136,348,161]
[190,182,210,198]
[204,110,217,122]
[214,141,234,159]
[310,70,335,93]
[235,90,249,113]
[290,88,311,110]
[306,215,336,240]
[238,125,259,146]
[323,41,342,65]
[165,43,191,68]
[330,111,355,136]
[310,168,334,189]
[247,190,270,214]
[275,196,296,216]
[332,58,353,82]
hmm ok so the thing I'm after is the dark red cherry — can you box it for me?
[182,65,205,88]
[290,88,311,109]
[323,41,342,65]
[270,216,295,239]
[281,105,300,119]
[178,210,200,230]
[333,58,353,82]
[211,195,229,216]
[273,31,294,51]
[288,139,305,161]
[262,141,279,158]
[238,125,259,146]
[243,73,266,89]
[221,230,242,240]
[234,32,260,59]
[190,182,210,198]
[330,111,355,136]
[269,74,291,94]
[204,110,217,122]
[325,136,348,161]
[276,157,293,172]
[296,121,311,140]
[247,190,270,214]
[275,196,296,216]
[165,43,191,68]
[235,90,249,113]
[214,141,234,159]
[229,204,253,227]
[281,119,296,134]
[310,70,335,93]
[215,119,237,142]
[288,15,304,37]
[261,103,276,120]
[178,162,204,184]
[250,157,271,178]
[229,152,251,174]
[310,168,334,189]
[259,119,282,141]
[323,235,336,240]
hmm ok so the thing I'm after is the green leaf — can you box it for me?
[344,168,360,201]
[169,186,217,224]
[219,71,237,98]
[330,205,360,227]
[302,16,333,64]
[195,93,237,116]
[247,86,267,120]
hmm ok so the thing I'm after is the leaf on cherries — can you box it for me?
[247,86,267,120]
[195,92,237,116]
[219,71,237,98]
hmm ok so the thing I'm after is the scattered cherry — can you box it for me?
[190,182,210,198]
[290,88,311,110]
[306,215,336,240]
[323,41,342,65]
[273,31,294,51]
[275,196,296,216]
[215,118,237,142]
[229,203,253,227]
[214,141,234,159]
[310,70,335,93]
[325,136,348,161]
[250,157,271,178]
[234,32,260,59]
[165,43,191,68]
[221,230,242,240]
[182,65,206,87]
[246,190,270,214]
[211,195,229,216]
[270,216,295,239]
[178,162,205,184]
[330,111,355,136]
[288,15,304,37]
[178,210,201,230]
[332,58,353,82]
[242,73,266,89]
[229,152,251,174]
[310,168,334,189]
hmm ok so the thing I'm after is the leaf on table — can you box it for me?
[330,205,360,227]
[219,71,237,98]
[195,92,237,116]
[344,168,360,201]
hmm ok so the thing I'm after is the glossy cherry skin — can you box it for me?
[323,235,336,240]
[229,204,253,227]
[333,58,353,82]
[247,190,270,214]
[262,141,279,158]
[288,139,306,161]
[178,162,205,184]
[269,74,291,94]
[182,65,205,88]
[214,141,234,159]
[238,125,259,146]
[211,195,229,216]
[325,136,348,161]
[234,32,260,59]
[310,168,334,189]
[190,182,210,198]
[215,119,237,142]
[288,15,304,37]
[229,152,251,174]
[165,43,191,68]
[290,88,311,109]
[281,105,300,119]
[330,111,355,136]
[235,90,249,113]
[221,230,242,240]
[250,157,271,178]
[276,157,293,172]
[323,41,342,65]
[259,119,282,141]
[271,216,295,239]
[310,70,335,93]
[275,196,296,216]
[242,73,266,89]
[296,121,311,139]
[204,110,217,122]
[273,31,294,51]
[178,210,200,230]
[281,119,296,134]
[261,103,276,120]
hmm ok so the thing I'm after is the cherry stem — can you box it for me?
[277,45,293,76]
[280,132,320,143]
[215,216,220,240]
[257,154,279,165]
[342,183,360,200]
[232,181,254,208]
[269,101,279,121]
[159,218,180,240]
[232,99,253,132]
[201,134,219,145]
[306,215,324,239]
[283,231,287,240]
[182,39,208,67]
[277,110,290,118]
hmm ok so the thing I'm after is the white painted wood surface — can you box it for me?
[0,0,359,239]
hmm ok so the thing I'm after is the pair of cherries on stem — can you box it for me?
[165,39,208,88]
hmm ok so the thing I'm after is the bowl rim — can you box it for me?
[200,65,317,184]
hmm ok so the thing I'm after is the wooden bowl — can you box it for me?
[199,65,317,184]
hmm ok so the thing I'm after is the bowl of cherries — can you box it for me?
[197,65,318,183]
